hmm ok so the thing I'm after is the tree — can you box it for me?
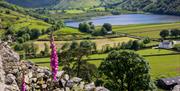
[17,37,24,43]
[30,28,41,39]
[101,27,108,35]
[131,40,141,50]
[14,43,23,51]
[5,26,14,36]
[70,41,79,50]
[44,43,49,56]
[125,40,133,49]
[23,42,39,57]
[31,42,39,57]
[160,29,169,38]
[102,23,112,32]
[143,37,151,44]
[78,22,94,33]
[170,29,179,38]
[99,50,156,91]
[60,40,96,81]
[22,33,30,41]
[17,28,28,37]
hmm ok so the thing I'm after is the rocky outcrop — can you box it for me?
[0,42,109,91]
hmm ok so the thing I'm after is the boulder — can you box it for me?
[37,73,45,78]
[57,71,65,78]
[172,85,180,91]
[64,74,70,81]
[5,74,16,85]
[85,82,95,91]
[66,80,74,88]
[71,77,82,83]
[95,87,109,91]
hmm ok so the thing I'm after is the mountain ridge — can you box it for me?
[4,0,180,16]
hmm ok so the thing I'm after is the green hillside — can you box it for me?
[5,0,180,15]
[5,0,101,9]
[0,5,50,36]
[110,0,180,15]
[53,0,101,9]
[5,0,59,8]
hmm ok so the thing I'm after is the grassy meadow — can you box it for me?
[111,22,180,38]
[35,37,135,52]
[28,48,180,79]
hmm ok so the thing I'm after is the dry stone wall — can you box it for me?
[0,42,109,91]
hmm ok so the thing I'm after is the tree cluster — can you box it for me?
[14,42,39,58]
[101,40,144,53]
[78,22,95,33]
[78,22,113,36]
[92,23,113,36]
[160,29,180,38]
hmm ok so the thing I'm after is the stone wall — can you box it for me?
[0,42,109,91]
[0,42,20,91]
[0,42,20,75]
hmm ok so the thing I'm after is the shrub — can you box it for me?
[14,43,23,51]
[173,44,180,51]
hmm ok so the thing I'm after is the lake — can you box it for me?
[65,14,180,27]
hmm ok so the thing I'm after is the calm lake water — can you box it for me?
[65,14,180,27]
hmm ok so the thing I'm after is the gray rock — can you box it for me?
[95,87,109,91]
[64,74,69,81]
[42,84,47,89]
[85,82,95,91]
[26,71,33,78]
[71,77,82,83]
[44,69,51,76]
[5,74,16,85]
[172,85,180,91]
[79,82,85,89]
[12,69,19,75]
[37,73,45,78]
[53,88,61,91]
[65,87,70,91]
[66,80,74,88]
[31,78,37,83]
[57,71,65,78]
[37,68,44,73]
[60,79,66,87]
[24,75,29,84]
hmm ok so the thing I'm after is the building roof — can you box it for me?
[160,76,180,86]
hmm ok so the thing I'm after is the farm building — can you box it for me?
[157,76,180,90]
[159,40,179,49]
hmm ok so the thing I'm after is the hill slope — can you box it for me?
[53,0,101,9]
[110,0,180,15]
[4,0,180,15]
[0,1,50,36]
[5,0,59,8]
[5,0,101,9]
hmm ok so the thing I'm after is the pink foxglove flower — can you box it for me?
[50,34,59,81]
[21,74,26,91]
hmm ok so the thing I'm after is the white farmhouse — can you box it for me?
[159,40,174,49]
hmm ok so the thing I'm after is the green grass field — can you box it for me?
[54,27,83,34]
[28,48,180,79]
[137,49,177,56]
[35,37,135,52]
[65,10,84,14]
[111,22,180,38]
